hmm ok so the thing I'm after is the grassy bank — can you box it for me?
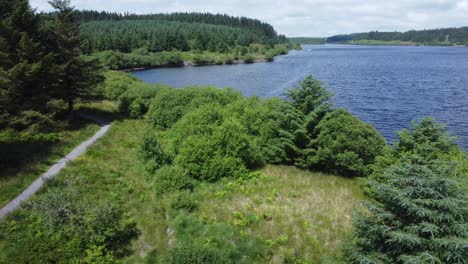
[0,119,99,207]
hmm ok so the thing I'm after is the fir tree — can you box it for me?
[47,0,103,116]
[347,162,467,263]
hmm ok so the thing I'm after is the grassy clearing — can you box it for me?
[191,165,365,263]
[0,118,99,207]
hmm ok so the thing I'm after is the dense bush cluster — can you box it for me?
[140,75,387,187]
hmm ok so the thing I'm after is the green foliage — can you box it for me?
[153,166,194,195]
[89,50,184,70]
[327,27,468,45]
[289,37,327,45]
[347,162,468,263]
[147,87,242,129]
[140,132,172,173]
[310,109,386,176]
[76,11,287,54]
[0,187,138,263]
[395,117,457,160]
[99,71,140,100]
[370,117,467,180]
[167,104,261,181]
[170,190,198,211]
[162,242,232,264]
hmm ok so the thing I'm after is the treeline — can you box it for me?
[289,37,326,45]
[0,0,102,135]
[74,11,288,54]
[75,11,278,38]
[327,27,468,45]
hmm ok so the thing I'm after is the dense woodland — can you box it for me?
[1,0,467,263]
[72,10,289,54]
[327,27,468,45]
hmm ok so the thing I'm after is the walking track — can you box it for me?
[0,114,110,220]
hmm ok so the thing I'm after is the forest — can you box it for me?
[327,27,468,45]
[1,0,467,263]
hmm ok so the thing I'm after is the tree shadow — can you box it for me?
[0,117,96,179]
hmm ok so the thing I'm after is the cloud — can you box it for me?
[30,0,468,37]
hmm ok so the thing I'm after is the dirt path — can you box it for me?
[0,114,110,220]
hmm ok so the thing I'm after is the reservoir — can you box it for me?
[133,45,468,149]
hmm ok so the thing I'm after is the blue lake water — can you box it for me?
[133,45,468,149]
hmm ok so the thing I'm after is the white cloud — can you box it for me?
[30,0,468,36]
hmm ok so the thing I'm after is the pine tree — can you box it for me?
[47,0,103,116]
[347,162,467,263]
[0,0,53,129]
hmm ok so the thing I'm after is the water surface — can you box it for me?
[133,45,468,149]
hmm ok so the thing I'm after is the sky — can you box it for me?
[30,0,468,37]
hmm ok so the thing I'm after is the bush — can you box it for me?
[243,54,255,63]
[140,132,172,173]
[0,188,138,262]
[167,104,262,181]
[147,87,242,129]
[170,190,197,211]
[99,71,140,100]
[162,243,231,264]
[310,109,386,176]
[117,83,168,118]
[154,166,194,195]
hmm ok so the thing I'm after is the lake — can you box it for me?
[133,45,468,149]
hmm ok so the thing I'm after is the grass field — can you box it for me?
[0,118,99,207]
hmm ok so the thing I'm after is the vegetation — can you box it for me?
[289,37,327,45]
[347,118,468,263]
[327,27,468,46]
[1,1,467,263]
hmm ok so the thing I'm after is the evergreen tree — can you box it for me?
[0,0,55,130]
[47,0,103,115]
[347,162,467,263]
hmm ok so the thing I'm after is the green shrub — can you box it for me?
[147,87,242,129]
[162,243,231,264]
[310,109,386,176]
[99,71,139,100]
[243,54,255,63]
[140,132,171,173]
[154,166,194,195]
[167,104,262,181]
[0,188,138,262]
[170,190,197,211]
[117,83,168,118]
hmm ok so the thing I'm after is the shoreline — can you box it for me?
[311,42,468,48]
[122,58,272,73]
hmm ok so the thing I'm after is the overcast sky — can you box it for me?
[30,0,468,37]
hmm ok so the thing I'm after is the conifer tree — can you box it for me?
[0,0,54,129]
[347,162,467,263]
[47,0,103,116]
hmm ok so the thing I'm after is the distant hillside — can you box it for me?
[327,27,468,46]
[73,11,289,53]
[289,37,326,45]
